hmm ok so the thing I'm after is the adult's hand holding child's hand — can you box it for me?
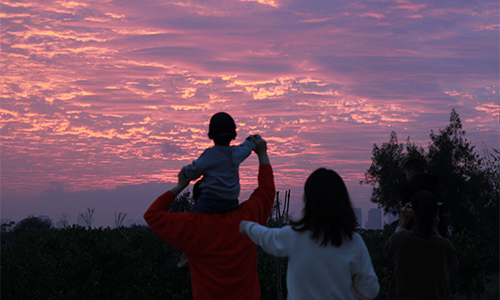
[250,134,267,154]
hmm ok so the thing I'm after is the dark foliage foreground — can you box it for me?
[1,217,497,300]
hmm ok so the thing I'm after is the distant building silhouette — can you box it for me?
[353,208,362,228]
[365,208,382,230]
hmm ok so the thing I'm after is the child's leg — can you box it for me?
[192,191,239,214]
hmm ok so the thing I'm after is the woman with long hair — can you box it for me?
[384,191,458,299]
[240,168,379,300]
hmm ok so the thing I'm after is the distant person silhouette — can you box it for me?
[384,191,458,300]
[399,157,447,236]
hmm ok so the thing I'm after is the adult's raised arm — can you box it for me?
[237,134,275,226]
[143,168,189,242]
[250,134,270,165]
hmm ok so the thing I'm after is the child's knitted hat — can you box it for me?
[208,112,236,139]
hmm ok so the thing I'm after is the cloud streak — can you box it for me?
[1,0,498,226]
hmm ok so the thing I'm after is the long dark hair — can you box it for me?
[290,168,356,247]
[411,191,438,239]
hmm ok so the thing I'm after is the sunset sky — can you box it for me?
[1,0,498,227]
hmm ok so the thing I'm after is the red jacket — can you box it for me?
[144,164,275,300]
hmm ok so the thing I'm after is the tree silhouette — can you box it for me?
[12,215,52,235]
[362,109,499,236]
[267,190,291,300]
[361,132,424,215]
[426,109,498,235]
[169,190,194,212]
[79,208,95,229]
[59,213,71,228]
[114,212,127,228]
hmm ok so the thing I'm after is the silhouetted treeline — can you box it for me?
[1,215,497,299]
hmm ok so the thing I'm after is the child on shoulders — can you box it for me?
[178,112,256,267]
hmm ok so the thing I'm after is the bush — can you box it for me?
[357,223,396,299]
[1,225,191,299]
[1,223,287,299]
[449,230,492,298]
[2,218,496,299]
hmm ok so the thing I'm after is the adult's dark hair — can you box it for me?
[411,191,438,239]
[208,112,236,145]
[402,157,425,173]
[290,168,356,247]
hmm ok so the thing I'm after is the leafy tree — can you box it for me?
[12,215,52,235]
[449,230,492,298]
[362,109,498,236]
[477,147,500,260]
[361,132,425,215]
[169,190,194,212]
[1,221,16,244]
[483,148,500,197]
[426,109,493,235]
[356,224,396,299]
[361,109,499,297]
[1,221,15,232]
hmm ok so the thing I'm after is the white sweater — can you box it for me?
[245,223,379,300]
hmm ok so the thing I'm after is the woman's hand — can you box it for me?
[239,220,250,235]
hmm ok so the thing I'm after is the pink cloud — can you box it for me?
[1,0,498,226]
[358,13,386,19]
